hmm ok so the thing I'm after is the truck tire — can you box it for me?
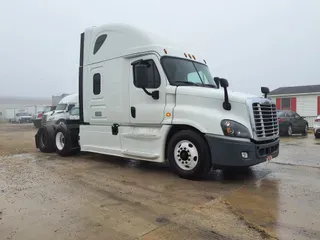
[167,130,212,180]
[54,124,80,157]
[37,124,56,153]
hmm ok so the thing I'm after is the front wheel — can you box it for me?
[287,124,293,136]
[167,130,211,180]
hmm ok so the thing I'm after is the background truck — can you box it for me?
[41,93,78,126]
[35,23,280,180]
[6,108,32,123]
[33,105,56,128]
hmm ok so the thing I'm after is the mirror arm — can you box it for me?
[142,88,159,100]
[142,87,152,96]
[222,87,231,111]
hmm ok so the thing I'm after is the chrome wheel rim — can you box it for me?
[174,140,199,171]
[55,132,65,150]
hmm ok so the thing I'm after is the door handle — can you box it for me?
[131,107,136,118]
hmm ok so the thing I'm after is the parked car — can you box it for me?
[277,110,309,136]
[33,106,56,128]
[313,115,320,139]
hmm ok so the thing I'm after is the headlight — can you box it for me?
[221,120,251,138]
[47,117,54,121]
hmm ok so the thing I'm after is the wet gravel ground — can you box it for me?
[0,124,319,240]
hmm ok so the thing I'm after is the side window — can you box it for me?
[93,34,107,55]
[287,111,294,118]
[133,59,160,88]
[281,98,290,110]
[93,73,101,95]
[67,104,75,111]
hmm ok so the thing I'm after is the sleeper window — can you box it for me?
[133,60,160,88]
[93,73,101,95]
[93,34,107,54]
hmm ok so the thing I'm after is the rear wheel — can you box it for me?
[167,130,211,180]
[37,124,55,153]
[54,124,80,156]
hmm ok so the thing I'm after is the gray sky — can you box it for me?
[0,0,319,98]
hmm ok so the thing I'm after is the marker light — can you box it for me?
[184,53,188,57]
[164,49,168,54]
[192,55,196,60]
[203,59,207,64]
[188,54,192,59]
[165,112,171,117]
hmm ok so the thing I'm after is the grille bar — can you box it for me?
[252,102,278,138]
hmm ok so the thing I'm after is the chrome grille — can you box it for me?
[252,102,278,139]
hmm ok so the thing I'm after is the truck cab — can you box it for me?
[36,23,279,180]
[42,93,78,125]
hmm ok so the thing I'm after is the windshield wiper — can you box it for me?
[174,81,202,86]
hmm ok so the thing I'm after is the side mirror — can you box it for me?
[134,64,149,88]
[213,77,220,88]
[261,87,270,98]
[215,77,231,110]
[219,78,229,88]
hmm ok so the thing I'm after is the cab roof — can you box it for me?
[84,23,208,65]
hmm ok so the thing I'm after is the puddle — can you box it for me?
[224,169,320,240]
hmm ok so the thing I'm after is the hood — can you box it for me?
[176,86,258,104]
[44,110,64,116]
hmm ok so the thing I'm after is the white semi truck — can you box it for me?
[35,23,280,179]
[41,93,78,126]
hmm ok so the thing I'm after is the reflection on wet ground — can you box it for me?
[225,134,320,240]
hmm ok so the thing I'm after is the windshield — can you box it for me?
[55,103,67,111]
[16,112,30,117]
[161,57,217,88]
[276,111,286,117]
[43,106,52,112]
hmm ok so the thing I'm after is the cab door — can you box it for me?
[128,54,166,124]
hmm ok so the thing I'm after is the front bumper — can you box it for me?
[313,126,320,135]
[205,135,280,169]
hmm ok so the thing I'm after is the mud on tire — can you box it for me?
[54,124,80,157]
[167,130,212,180]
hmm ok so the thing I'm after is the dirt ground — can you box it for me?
[0,124,319,240]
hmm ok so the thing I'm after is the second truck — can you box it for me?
[35,23,280,179]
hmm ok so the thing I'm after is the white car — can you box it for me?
[314,115,320,138]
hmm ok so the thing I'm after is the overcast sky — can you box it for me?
[0,0,319,98]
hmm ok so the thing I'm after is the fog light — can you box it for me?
[241,152,248,159]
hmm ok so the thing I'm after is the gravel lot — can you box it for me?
[0,124,319,240]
